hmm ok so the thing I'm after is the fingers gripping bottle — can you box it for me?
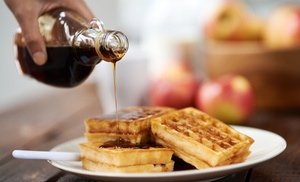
[14,8,129,87]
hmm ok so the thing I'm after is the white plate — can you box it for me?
[48,126,286,182]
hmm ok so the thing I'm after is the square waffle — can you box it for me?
[79,141,174,173]
[151,107,254,169]
[84,106,175,143]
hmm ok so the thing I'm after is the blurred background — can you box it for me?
[1,0,300,123]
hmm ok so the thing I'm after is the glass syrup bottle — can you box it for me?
[14,8,129,87]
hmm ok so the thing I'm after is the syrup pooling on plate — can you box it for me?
[99,138,163,149]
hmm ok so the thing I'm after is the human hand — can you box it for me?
[5,0,94,65]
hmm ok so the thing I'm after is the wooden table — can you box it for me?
[0,84,299,181]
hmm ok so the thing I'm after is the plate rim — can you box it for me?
[48,125,287,181]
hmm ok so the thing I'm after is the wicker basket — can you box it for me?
[204,41,300,110]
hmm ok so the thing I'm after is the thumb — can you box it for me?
[18,15,47,65]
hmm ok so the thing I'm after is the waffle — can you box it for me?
[84,106,175,143]
[79,141,174,173]
[151,107,254,169]
[84,131,149,143]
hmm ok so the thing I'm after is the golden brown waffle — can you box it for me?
[84,106,175,143]
[79,141,174,173]
[81,158,174,173]
[151,107,254,169]
[85,130,149,143]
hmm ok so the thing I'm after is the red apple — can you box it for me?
[264,4,300,49]
[149,61,198,109]
[196,74,254,124]
[203,0,263,41]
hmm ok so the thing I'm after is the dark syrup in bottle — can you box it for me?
[16,45,101,87]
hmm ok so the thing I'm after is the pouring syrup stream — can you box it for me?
[112,62,118,120]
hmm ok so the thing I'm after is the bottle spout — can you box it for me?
[95,30,129,63]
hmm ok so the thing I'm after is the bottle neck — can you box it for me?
[73,18,129,65]
[95,30,129,63]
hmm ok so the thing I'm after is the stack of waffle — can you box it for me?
[84,106,175,143]
[80,106,254,173]
[80,106,175,173]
